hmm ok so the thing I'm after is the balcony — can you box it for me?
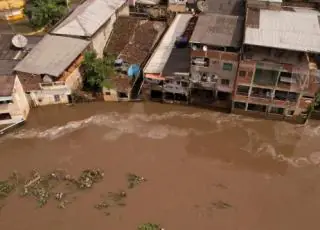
[249,87,272,103]
[276,72,300,91]
[253,68,278,88]
[40,81,66,89]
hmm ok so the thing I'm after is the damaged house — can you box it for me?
[104,16,166,101]
[51,0,128,58]
[143,13,193,101]
[189,13,244,109]
[14,35,90,107]
[232,5,320,122]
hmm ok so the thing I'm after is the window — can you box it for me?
[234,102,246,110]
[251,87,272,98]
[105,92,111,96]
[239,71,246,77]
[247,103,267,112]
[269,107,284,115]
[254,69,278,86]
[191,57,209,67]
[217,91,230,101]
[0,113,11,120]
[181,81,189,87]
[237,85,250,96]
[54,95,61,102]
[0,100,13,104]
[222,63,233,71]
[221,79,230,86]
[118,92,128,98]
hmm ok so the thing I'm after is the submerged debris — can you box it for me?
[14,168,104,208]
[108,190,127,206]
[94,201,109,210]
[127,173,146,189]
[138,223,163,230]
[77,169,104,189]
[211,200,232,209]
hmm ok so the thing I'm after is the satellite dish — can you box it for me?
[42,75,53,83]
[12,34,28,49]
[203,45,208,52]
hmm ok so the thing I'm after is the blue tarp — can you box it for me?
[127,64,140,78]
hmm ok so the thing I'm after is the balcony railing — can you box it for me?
[40,81,67,89]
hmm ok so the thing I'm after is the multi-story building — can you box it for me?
[232,5,320,122]
[188,13,244,109]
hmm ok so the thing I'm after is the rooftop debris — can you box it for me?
[127,173,147,189]
[137,223,163,230]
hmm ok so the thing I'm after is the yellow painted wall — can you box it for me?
[0,0,25,10]
[0,0,25,21]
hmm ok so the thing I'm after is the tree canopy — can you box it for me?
[24,0,68,29]
[82,51,116,92]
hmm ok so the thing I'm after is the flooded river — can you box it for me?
[1,102,320,230]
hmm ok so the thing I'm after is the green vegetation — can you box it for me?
[24,0,68,29]
[306,91,320,122]
[82,51,116,92]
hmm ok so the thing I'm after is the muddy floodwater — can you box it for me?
[1,102,320,230]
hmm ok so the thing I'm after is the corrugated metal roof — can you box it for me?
[244,8,320,52]
[14,35,90,77]
[51,0,126,37]
[206,0,245,16]
[190,13,244,48]
[144,14,193,74]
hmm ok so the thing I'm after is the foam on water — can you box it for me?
[3,111,320,168]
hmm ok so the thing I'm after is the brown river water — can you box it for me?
[1,102,320,230]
